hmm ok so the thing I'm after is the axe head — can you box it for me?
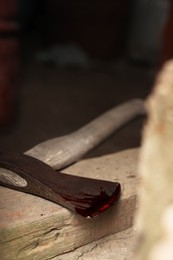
[0,154,121,218]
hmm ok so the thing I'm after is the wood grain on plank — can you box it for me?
[0,148,139,260]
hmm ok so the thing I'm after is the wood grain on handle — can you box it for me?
[25,99,145,170]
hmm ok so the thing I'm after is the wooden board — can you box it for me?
[0,148,139,259]
[53,227,135,260]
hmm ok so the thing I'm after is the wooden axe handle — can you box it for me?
[25,99,145,170]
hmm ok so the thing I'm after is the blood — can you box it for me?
[75,183,121,218]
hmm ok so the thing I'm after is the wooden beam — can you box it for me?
[0,148,139,259]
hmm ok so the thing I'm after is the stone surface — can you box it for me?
[0,148,139,259]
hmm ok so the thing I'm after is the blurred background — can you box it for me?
[0,0,172,158]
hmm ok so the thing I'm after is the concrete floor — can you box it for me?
[0,59,153,159]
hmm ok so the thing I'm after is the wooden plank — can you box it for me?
[0,148,139,259]
[52,227,135,260]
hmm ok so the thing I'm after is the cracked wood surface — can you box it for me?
[0,148,139,259]
[52,227,135,260]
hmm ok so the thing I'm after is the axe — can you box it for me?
[0,99,145,218]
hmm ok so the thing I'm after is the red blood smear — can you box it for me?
[75,183,121,218]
